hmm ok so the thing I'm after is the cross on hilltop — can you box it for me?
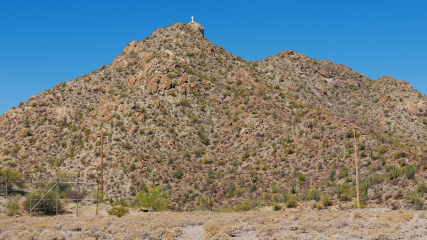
[191,16,194,22]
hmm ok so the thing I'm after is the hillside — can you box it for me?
[1,22,426,211]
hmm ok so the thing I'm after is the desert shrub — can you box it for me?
[272,203,282,211]
[0,169,25,188]
[203,158,213,164]
[423,118,427,125]
[200,195,214,210]
[107,206,129,217]
[197,126,210,145]
[129,163,137,171]
[346,130,360,138]
[7,199,20,216]
[409,192,424,210]
[193,148,205,157]
[286,198,298,208]
[285,148,295,154]
[377,146,389,155]
[335,184,343,200]
[134,186,169,211]
[271,184,278,193]
[235,188,245,196]
[176,99,191,107]
[403,165,415,179]
[70,124,78,132]
[250,171,258,183]
[393,150,406,159]
[234,200,259,212]
[238,178,245,187]
[242,151,250,159]
[322,195,332,207]
[227,183,237,197]
[338,167,349,179]
[174,169,184,179]
[385,165,403,180]
[417,180,427,194]
[304,189,320,201]
[124,142,132,149]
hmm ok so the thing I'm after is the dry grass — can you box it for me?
[1,207,426,239]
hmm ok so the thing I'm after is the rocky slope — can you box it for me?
[1,22,426,211]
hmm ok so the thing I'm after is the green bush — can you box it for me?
[233,200,260,212]
[305,189,321,201]
[174,169,184,179]
[385,165,403,180]
[7,199,20,216]
[203,158,213,164]
[322,195,332,207]
[338,167,349,179]
[107,206,129,217]
[129,163,137,171]
[409,192,424,209]
[200,195,214,210]
[134,186,169,211]
[0,169,25,188]
[193,148,205,157]
[393,150,405,159]
[273,203,282,211]
[176,99,191,107]
[377,146,389,155]
[405,165,415,179]
[286,198,298,208]
[124,142,132,149]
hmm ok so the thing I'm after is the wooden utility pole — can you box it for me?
[100,131,104,202]
[354,128,360,209]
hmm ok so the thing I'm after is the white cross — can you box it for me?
[191,16,194,22]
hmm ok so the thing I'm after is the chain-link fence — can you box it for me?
[0,177,98,216]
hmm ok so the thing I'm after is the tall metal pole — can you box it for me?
[354,128,360,209]
[100,131,104,202]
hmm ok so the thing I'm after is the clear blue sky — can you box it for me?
[1,0,426,116]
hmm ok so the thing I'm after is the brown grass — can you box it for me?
[0,208,426,239]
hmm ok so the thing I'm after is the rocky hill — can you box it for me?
[1,22,426,211]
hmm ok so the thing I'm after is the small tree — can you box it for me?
[134,186,169,211]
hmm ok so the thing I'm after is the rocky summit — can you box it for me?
[1,22,426,211]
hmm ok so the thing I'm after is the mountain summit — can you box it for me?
[1,22,426,210]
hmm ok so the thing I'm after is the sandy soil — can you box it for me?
[0,204,426,239]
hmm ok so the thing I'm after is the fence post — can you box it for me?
[76,177,79,217]
[5,175,9,212]
[56,178,59,215]
[30,177,32,217]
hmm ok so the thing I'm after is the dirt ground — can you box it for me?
[0,203,426,239]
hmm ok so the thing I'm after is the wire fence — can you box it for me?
[0,178,99,217]
[1,170,426,215]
